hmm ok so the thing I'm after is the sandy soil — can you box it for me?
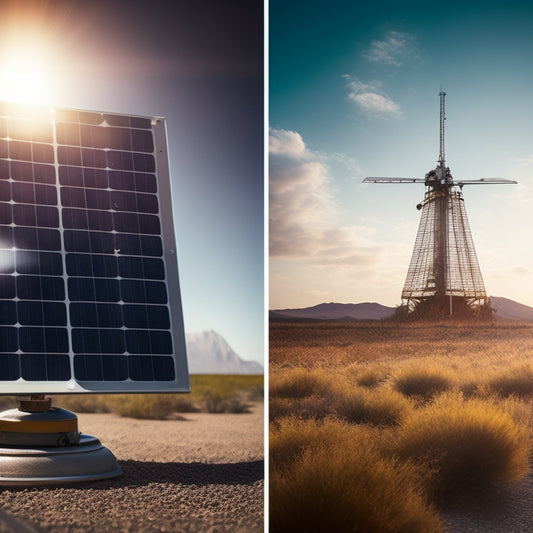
[0,402,264,532]
[442,474,533,532]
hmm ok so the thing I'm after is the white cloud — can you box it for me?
[362,31,417,66]
[343,77,402,118]
[269,129,417,308]
[269,128,381,267]
[269,128,307,157]
[269,129,334,257]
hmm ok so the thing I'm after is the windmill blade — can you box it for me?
[363,177,425,183]
[454,178,517,186]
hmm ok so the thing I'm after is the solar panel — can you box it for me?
[0,102,189,394]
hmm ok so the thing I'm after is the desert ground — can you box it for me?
[270,320,533,532]
[0,401,264,532]
[442,473,533,532]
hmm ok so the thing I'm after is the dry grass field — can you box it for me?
[47,374,264,419]
[269,320,533,533]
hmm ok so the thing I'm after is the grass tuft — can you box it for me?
[286,396,336,421]
[346,364,386,388]
[393,365,453,400]
[269,397,294,423]
[270,367,333,399]
[485,364,533,398]
[334,387,412,426]
[270,432,442,533]
[393,392,531,502]
[270,417,368,473]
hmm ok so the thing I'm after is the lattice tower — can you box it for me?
[364,92,516,319]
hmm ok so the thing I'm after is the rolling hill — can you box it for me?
[490,296,533,321]
[270,302,396,321]
[270,297,533,322]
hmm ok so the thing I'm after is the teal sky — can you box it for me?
[270,0,533,311]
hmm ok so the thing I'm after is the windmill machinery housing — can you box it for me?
[364,92,516,320]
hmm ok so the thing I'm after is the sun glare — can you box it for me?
[0,38,57,105]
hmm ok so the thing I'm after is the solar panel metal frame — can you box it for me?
[0,102,190,394]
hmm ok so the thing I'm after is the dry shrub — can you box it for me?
[270,417,368,473]
[269,366,338,423]
[486,364,533,398]
[355,369,385,387]
[50,375,261,419]
[270,367,333,399]
[289,396,336,420]
[269,397,293,423]
[270,431,441,533]
[190,374,263,399]
[108,394,179,419]
[335,387,412,426]
[496,396,533,432]
[52,394,111,413]
[203,392,251,413]
[171,395,201,413]
[247,383,264,401]
[458,379,480,398]
[345,364,386,388]
[270,396,336,424]
[393,392,531,502]
[393,365,453,400]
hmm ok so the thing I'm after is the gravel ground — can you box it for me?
[0,402,264,532]
[442,474,533,532]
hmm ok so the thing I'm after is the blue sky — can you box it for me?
[270,0,533,311]
[0,0,264,365]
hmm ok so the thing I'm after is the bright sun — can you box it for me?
[0,38,57,105]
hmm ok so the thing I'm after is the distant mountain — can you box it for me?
[270,302,395,321]
[270,297,533,322]
[186,330,263,374]
[491,296,533,321]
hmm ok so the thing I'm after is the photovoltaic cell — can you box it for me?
[0,102,189,393]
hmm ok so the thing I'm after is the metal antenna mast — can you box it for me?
[364,92,516,320]
[439,90,446,166]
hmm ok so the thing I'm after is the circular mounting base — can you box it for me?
[0,407,80,446]
[0,434,122,486]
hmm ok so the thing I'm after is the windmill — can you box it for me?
[364,92,516,319]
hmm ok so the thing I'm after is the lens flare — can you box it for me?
[0,37,57,105]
